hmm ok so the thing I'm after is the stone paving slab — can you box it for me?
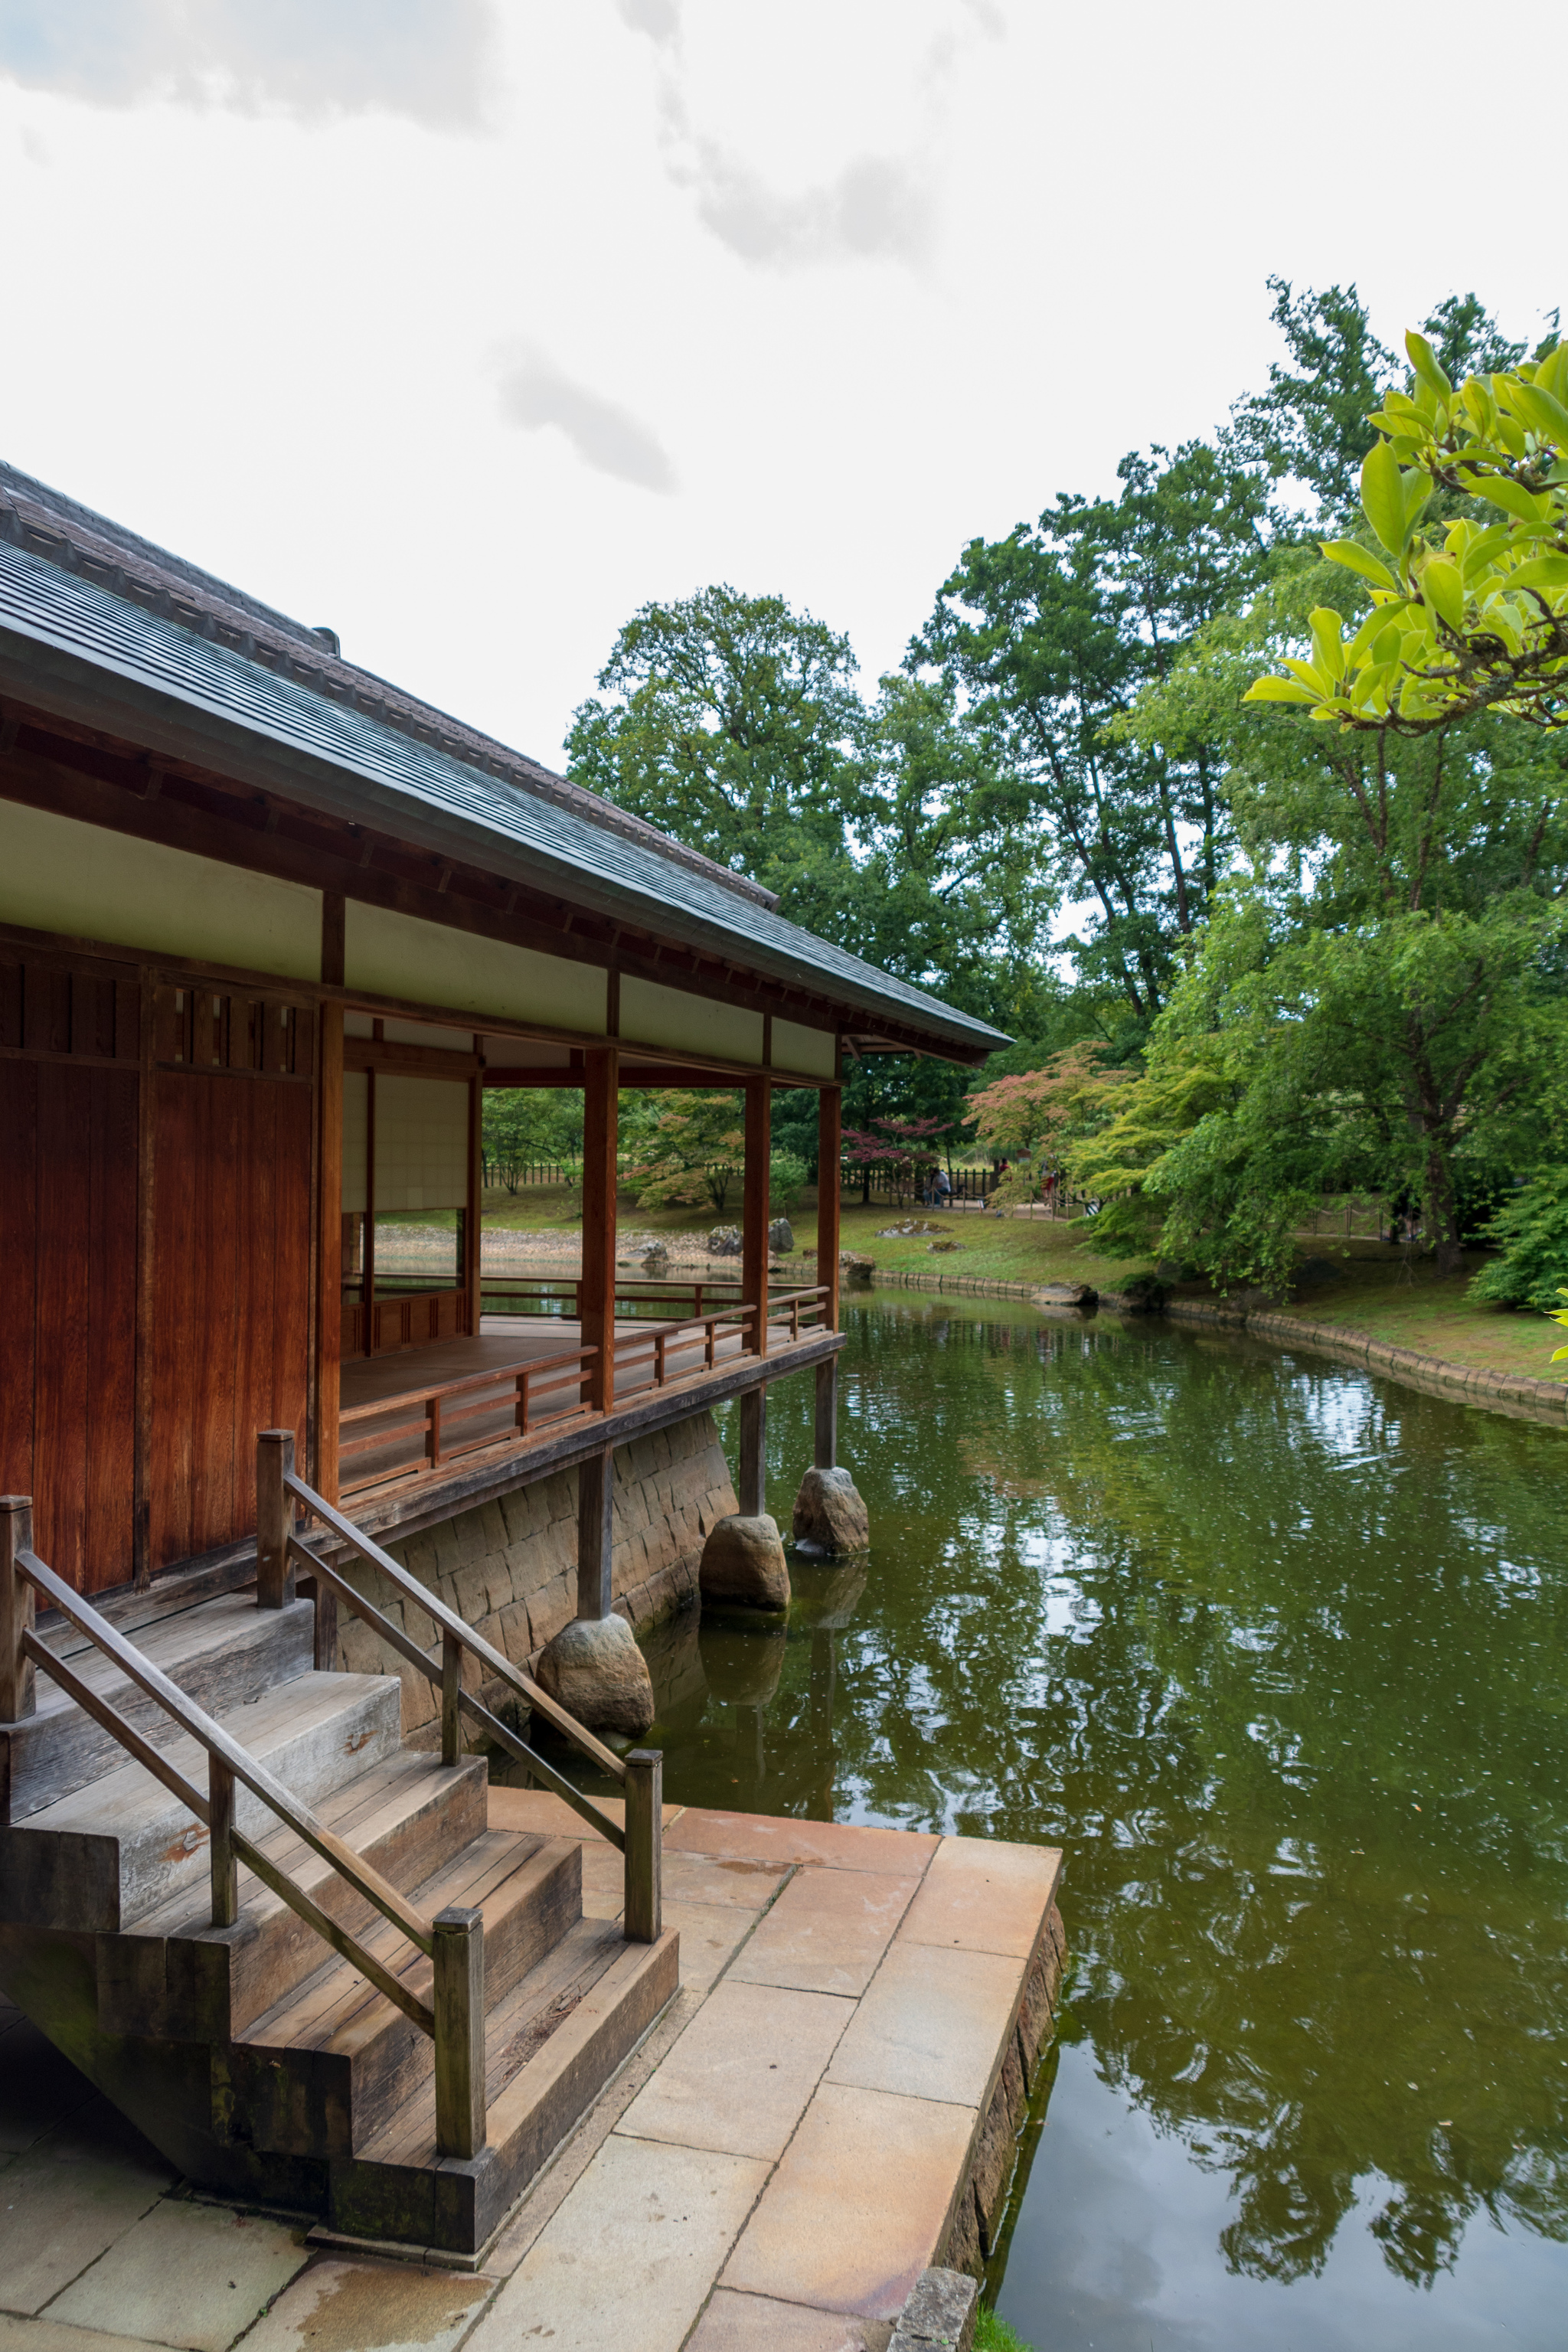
[726,1866,921,1998]
[47,2201,309,2352]
[718,2082,977,2321]
[0,1809,1065,2352]
[687,2287,893,2350]
[467,2134,769,2352]
[619,1981,854,2161]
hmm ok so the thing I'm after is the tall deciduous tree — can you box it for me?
[912,439,1272,1035]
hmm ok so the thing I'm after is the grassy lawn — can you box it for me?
[477,1185,1564,1387]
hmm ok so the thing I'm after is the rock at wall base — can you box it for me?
[792,1466,870,1558]
[1035,1280,1097,1309]
[535,1613,655,1737]
[698,1514,791,1612]
[890,2269,979,2352]
[769,1217,795,1254]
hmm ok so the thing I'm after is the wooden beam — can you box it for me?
[743,1076,770,1361]
[739,1389,766,1517]
[132,967,156,1586]
[580,1047,619,1413]
[818,1084,841,1334]
[466,1067,482,1340]
[345,1040,482,1080]
[321,891,345,988]
[577,1442,615,1622]
[1,1496,36,1730]
[315,1006,344,1500]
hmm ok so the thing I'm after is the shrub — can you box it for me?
[1468,1170,1568,1312]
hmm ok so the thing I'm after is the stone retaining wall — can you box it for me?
[871,1268,1567,1429]
[332,1411,738,1736]
[942,1896,1069,2278]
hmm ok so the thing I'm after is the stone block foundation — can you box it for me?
[332,1410,738,1737]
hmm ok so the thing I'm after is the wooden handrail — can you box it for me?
[273,1444,663,1945]
[11,1549,438,2040]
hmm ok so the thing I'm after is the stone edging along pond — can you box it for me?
[864,1265,1568,1429]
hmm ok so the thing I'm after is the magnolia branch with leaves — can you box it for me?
[1246,332,1568,733]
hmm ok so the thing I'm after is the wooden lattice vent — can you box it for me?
[0,952,139,1064]
[154,985,316,1081]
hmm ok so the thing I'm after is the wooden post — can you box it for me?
[1,1498,36,1725]
[433,1905,487,2160]
[255,1431,296,1609]
[313,1580,338,1673]
[209,1755,238,1928]
[466,1065,483,1338]
[739,1387,766,1518]
[442,1626,462,1766]
[577,1442,615,1621]
[818,1085,841,1335]
[580,1047,619,1413]
[315,1000,344,1496]
[743,1076,770,1358]
[814,1360,837,1472]
[623,1749,662,1942]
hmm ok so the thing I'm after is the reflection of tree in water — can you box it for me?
[685,1304,1568,2288]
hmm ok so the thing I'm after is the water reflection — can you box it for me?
[561,1298,1568,2347]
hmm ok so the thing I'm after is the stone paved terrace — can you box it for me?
[0,1798,1065,2352]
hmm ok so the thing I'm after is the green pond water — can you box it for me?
[560,1291,1568,2350]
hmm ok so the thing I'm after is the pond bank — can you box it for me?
[867,1264,1568,1426]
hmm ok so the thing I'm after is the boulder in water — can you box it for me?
[699,1514,791,1612]
[535,1613,655,1736]
[792,1466,870,1557]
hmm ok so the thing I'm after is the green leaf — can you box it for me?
[1243,676,1318,704]
[1419,555,1465,632]
[1505,554,1568,592]
[1537,342,1568,403]
[1510,379,1568,445]
[1282,657,1330,694]
[1406,330,1452,400]
[1321,539,1400,593]
[1361,443,1408,556]
[1309,609,1346,681]
[1459,524,1511,585]
[1403,470,1432,539]
[1480,476,1552,525]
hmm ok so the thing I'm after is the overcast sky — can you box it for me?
[1,0,1563,773]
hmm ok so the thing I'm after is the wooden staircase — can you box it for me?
[0,1453,678,2259]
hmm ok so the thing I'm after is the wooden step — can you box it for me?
[1,1666,403,1935]
[102,1749,493,2041]
[2,1592,316,1820]
[223,1833,585,2159]
[330,1919,681,2254]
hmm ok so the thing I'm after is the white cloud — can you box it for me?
[686,142,936,268]
[0,0,495,126]
[495,351,676,495]
[616,0,680,45]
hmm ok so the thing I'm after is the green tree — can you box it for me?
[912,438,1272,1035]
[564,585,867,918]
[620,1090,745,1215]
[482,1088,583,1188]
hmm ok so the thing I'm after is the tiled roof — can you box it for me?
[0,465,1009,1057]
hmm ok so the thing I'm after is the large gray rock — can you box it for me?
[699,1514,791,1612]
[839,1250,875,1286]
[707,1224,743,1256]
[792,1465,870,1558]
[769,1217,795,1254]
[1036,1280,1097,1308]
[535,1613,655,1737]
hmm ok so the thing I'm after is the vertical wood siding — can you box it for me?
[149,1070,312,1573]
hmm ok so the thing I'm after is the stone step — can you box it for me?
[3,1592,316,1820]
[227,1833,584,2159]
[106,1748,493,2041]
[332,1917,681,2254]
[0,1668,401,1933]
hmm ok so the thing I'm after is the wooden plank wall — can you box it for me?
[149,1070,312,1575]
[0,980,139,1592]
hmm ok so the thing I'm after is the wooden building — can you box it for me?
[0,466,1007,2251]
[0,460,1003,1612]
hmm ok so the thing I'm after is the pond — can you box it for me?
[588,1292,1568,2350]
